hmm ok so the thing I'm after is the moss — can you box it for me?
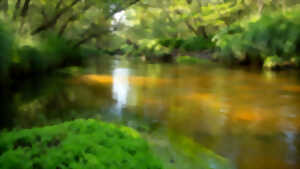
[0,119,163,169]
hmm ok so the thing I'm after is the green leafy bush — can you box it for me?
[0,119,163,169]
[213,7,300,68]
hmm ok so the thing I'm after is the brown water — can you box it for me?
[2,57,300,169]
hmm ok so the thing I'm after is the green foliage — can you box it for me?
[38,34,82,67]
[121,39,172,59]
[0,21,15,79]
[122,36,214,61]
[10,34,83,77]
[159,38,184,49]
[176,56,212,64]
[122,0,243,40]
[180,37,214,51]
[15,46,45,73]
[158,37,213,51]
[263,55,284,69]
[0,0,142,80]
[213,7,300,68]
[0,119,163,169]
[119,0,245,61]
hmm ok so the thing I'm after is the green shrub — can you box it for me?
[0,119,163,169]
[213,7,300,68]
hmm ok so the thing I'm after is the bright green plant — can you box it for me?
[263,55,284,69]
[0,119,163,169]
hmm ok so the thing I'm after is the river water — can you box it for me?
[1,57,300,169]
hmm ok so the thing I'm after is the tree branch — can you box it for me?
[31,0,81,35]
[106,0,140,19]
[58,14,78,36]
[73,34,99,48]
[73,0,141,48]
[55,0,63,11]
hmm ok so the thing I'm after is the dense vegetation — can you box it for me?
[0,0,140,83]
[0,0,299,83]
[213,7,300,68]
[118,0,300,68]
[0,119,162,169]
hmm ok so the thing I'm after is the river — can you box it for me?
[1,56,300,169]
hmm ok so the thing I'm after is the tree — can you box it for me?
[2,0,141,48]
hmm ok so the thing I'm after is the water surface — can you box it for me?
[1,57,300,169]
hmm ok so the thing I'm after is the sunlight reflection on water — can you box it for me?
[112,68,130,117]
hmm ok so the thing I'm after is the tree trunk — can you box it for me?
[13,0,22,20]
[197,26,208,39]
[20,0,30,17]
[18,0,31,32]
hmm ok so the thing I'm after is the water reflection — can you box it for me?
[112,68,130,117]
[1,60,300,169]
